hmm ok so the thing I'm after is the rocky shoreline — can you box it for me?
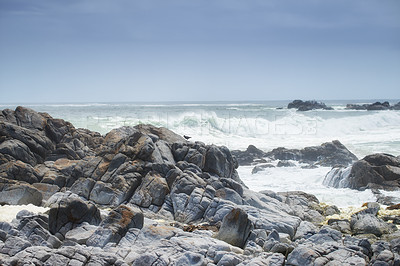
[287,99,400,111]
[1,106,400,265]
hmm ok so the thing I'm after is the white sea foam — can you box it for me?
[238,165,376,207]
[0,204,49,223]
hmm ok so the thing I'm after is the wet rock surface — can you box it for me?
[232,140,358,167]
[324,153,400,191]
[0,106,399,265]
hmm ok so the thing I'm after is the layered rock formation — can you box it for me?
[0,106,399,265]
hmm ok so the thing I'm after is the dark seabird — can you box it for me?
[184,135,191,140]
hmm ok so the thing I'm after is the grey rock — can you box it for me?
[288,100,333,111]
[0,160,40,184]
[216,253,242,265]
[48,196,101,235]
[251,164,275,174]
[172,185,215,223]
[86,205,143,248]
[0,181,43,206]
[293,221,317,241]
[327,219,352,234]
[277,160,296,167]
[32,183,60,201]
[0,236,32,256]
[306,226,342,245]
[215,208,253,248]
[351,213,398,237]
[267,140,357,167]
[175,251,207,266]
[130,171,169,207]
[203,145,237,178]
[0,139,37,166]
[327,153,400,190]
[65,223,98,244]
[89,181,125,206]
[216,187,243,205]
[70,177,96,199]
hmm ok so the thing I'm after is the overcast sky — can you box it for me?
[0,0,399,103]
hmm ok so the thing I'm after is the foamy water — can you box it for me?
[1,101,399,207]
[0,204,49,223]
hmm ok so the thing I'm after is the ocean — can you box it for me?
[1,100,400,208]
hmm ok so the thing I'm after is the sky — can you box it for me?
[0,0,399,103]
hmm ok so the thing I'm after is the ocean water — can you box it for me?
[1,100,400,207]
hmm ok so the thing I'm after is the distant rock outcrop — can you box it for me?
[288,100,333,111]
[346,101,400,111]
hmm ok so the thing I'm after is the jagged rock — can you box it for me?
[203,145,237,178]
[293,221,317,241]
[3,106,399,265]
[278,191,325,224]
[0,235,32,256]
[215,208,253,248]
[0,160,40,184]
[0,121,55,160]
[86,205,143,248]
[267,140,357,167]
[287,227,369,265]
[65,223,98,244]
[231,145,267,166]
[48,196,101,235]
[0,139,38,166]
[288,100,333,111]
[351,212,397,237]
[130,171,169,207]
[0,179,42,206]
[0,245,128,266]
[327,219,352,234]
[32,183,60,201]
[324,153,400,190]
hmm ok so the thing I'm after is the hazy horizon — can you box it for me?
[1,0,399,103]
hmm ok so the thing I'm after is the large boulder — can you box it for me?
[267,140,357,167]
[0,179,42,206]
[86,205,144,248]
[324,153,400,190]
[215,208,253,248]
[203,145,237,178]
[0,139,37,166]
[48,196,101,235]
[130,171,169,207]
[351,211,398,237]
